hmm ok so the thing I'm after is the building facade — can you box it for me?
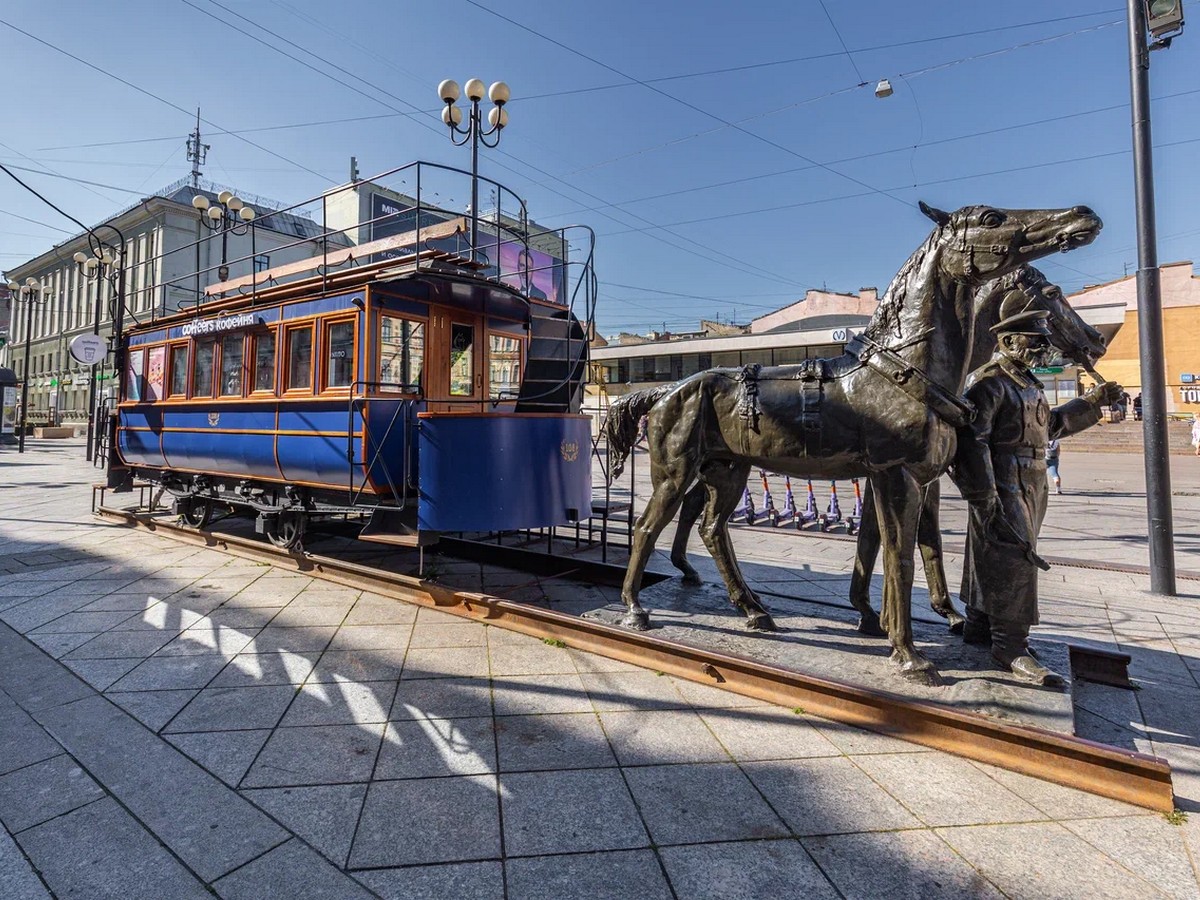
[2,178,342,424]
[1069,261,1200,413]
[590,287,879,398]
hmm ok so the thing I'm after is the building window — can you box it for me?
[285,327,313,392]
[169,344,189,397]
[379,315,423,392]
[489,334,522,399]
[192,340,215,397]
[252,331,276,393]
[324,320,355,389]
[712,351,740,368]
[254,254,270,273]
[219,334,244,396]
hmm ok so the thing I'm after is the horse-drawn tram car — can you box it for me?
[111,161,595,553]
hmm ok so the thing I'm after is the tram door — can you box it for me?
[426,313,484,413]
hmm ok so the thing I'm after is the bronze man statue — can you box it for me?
[954,303,1121,686]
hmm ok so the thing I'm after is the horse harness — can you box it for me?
[726,329,975,450]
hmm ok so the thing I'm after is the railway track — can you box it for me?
[96,504,1175,813]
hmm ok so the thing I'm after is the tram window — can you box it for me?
[168,344,188,397]
[324,320,355,389]
[449,323,475,396]
[489,333,522,399]
[192,340,215,397]
[712,351,740,368]
[379,315,423,391]
[742,350,772,368]
[285,327,313,392]
[252,331,276,393]
[220,334,244,396]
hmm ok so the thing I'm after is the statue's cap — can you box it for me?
[991,308,1051,336]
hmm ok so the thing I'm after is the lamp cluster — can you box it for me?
[438,78,510,131]
[192,190,256,224]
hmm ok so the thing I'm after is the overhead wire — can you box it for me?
[0,16,335,183]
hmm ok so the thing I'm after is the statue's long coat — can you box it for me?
[955,356,1101,625]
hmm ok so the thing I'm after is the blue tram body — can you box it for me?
[113,191,594,550]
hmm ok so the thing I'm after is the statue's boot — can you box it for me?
[990,619,1063,687]
[962,608,991,646]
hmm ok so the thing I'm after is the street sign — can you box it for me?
[69,333,106,365]
[1032,366,1064,374]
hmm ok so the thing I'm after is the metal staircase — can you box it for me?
[515,310,588,413]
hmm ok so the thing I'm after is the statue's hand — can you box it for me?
[1085,381,1123,408]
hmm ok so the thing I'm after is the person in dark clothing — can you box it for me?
[1133,393,1143,421]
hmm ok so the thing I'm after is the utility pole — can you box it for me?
[186,109,209,191]
[1126,0,1184,595]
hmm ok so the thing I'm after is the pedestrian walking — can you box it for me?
[1192,413,1200,457]
[1133,393,1143,421]
[1046,438,1062,494]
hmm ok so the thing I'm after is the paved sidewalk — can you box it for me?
[0,440,1198,898]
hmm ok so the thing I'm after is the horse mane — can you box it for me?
[860,229,939,344]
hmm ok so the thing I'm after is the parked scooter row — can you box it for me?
[731,471,864,534]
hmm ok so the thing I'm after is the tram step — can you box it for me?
[357,531,436,547]
[357,506,435,546]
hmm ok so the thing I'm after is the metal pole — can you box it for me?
[17,290,33,453]
[1127,0,1176,595]
[105,236,131,491]
[85,272,102,462]
[470,99,480,264]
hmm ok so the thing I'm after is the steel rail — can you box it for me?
[96,505,1174,812]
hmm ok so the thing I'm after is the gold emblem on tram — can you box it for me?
[208,412,220,427]
[560,439,579,462]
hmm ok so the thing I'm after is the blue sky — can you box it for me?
[0,0,1197,334]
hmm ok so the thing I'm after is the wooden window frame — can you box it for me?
[218,333,248,399]
[191,338,217,399]
[487,330,525,401]
[282,324,315,395]
[377,313,426,395]
[250,328,278,396]
[320,315,358,394]
[166,342,190,399]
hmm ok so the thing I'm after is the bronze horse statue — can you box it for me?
[847,265,1108,637]
[604,202,1102,683]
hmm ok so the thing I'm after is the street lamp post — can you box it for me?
[192,190,256,288]
[74,246,118,463]
[438,78,510,264]
[6,278,45,453]
[1127,0,1184,595]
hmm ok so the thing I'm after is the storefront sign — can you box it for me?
[1181,373,1195,384]
[181,312,264,338]
[1180,387,1200,404]
[69,333,107,365]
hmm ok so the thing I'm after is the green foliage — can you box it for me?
[541,637,566,648]
[1165,809,1188,826]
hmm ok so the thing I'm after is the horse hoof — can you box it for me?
[621,611,651,631]
[946,613,966,635]
[746,613,778,632]
[680,572,703,587]
[857,614,886,638]
[892,652,942,687]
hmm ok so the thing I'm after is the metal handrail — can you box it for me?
[345,381,420,509]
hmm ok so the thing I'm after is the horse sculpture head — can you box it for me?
[919,201,1102,286]
[982,266,1107,367]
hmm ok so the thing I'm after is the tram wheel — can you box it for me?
[181,496,214,529]
[266,513,305,551]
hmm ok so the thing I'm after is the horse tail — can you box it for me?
[603,385,675,482]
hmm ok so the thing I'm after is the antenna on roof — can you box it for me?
[186,108,209,190]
